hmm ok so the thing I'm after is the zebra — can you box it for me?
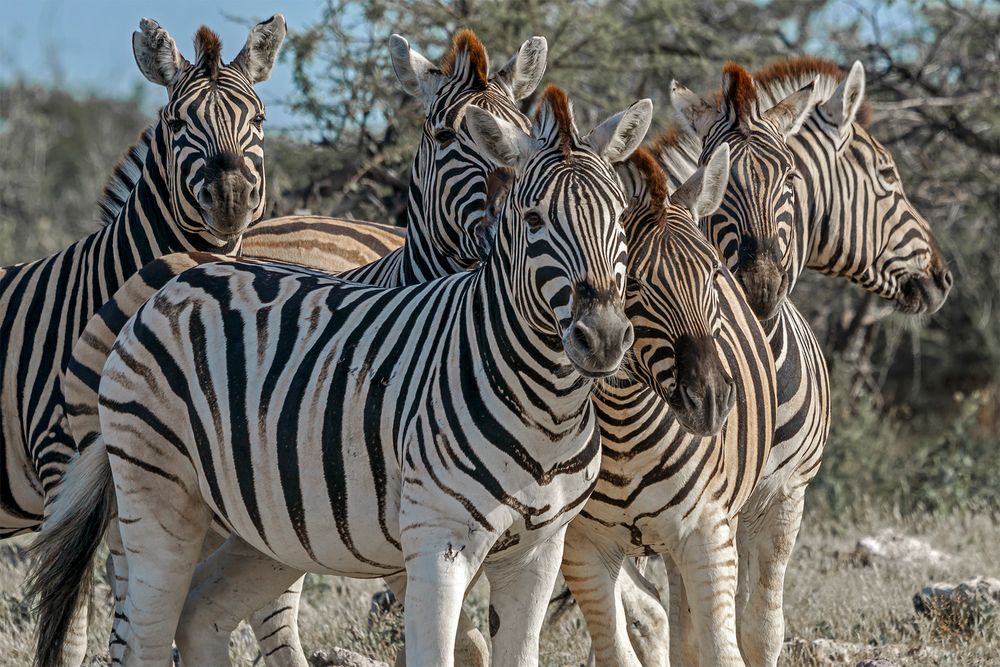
[30,87,653,667]
[553,143,780,667]
[0,15,284,665]
[645,58,952,666]
[56,29,546,667]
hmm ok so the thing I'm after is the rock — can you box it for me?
[914,576,1000,632]
[309,648,389,667]
[851,529,951,567]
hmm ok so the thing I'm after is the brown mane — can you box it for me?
[752,56,871,126]
[440,29,489,87]
[722,61,757,117]
[649,125,682,156]
[628,147,669,211]
[537,84,575,158]
[194,26,222,78]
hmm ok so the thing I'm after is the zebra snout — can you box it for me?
[670,335,736,437]
[197,170,259,237]
[563,302,633,378]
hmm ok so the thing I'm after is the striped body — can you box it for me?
[58,30,545,667]
[32,87,653,667]
[654,58,949,667]
[0,46,271,536]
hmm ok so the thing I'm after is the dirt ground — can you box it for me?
[0,508,997,666]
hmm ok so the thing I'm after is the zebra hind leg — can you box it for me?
[738,488,806,667]
[116,496,212,665]
[174,535,306,666]
[560,523,641,667]
[250,576,309,667]
[484,526,567,667]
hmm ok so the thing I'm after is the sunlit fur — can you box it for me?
[0,23,269,540]
[33,89,633,667]
[559,151,778,667]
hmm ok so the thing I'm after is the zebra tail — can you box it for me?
[26,436,115,667]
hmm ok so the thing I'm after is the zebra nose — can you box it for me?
[935,267,954,292]
[564,304,632,377]
[671,336,736,436]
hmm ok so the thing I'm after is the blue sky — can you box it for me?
[0,0,328,129]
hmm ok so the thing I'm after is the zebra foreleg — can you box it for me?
[673,518,745,667]
[560,523,641,667]
[384,573,489,667]
[484,527,566,667]
[400,524,490,667]
[663,552,698,667]
[618,557,670,667]
[737,488,805,667]
[174,535,306,666]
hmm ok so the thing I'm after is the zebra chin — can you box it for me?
[895,267,953,315]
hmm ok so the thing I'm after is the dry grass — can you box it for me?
[0,508,998,665]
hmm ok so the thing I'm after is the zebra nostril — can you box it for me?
[197,187,214,209]
[938,269,954,291]
[571,324,592,355]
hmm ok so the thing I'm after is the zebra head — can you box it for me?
[132,16,285,246]
[619,145,737,435]
[466,86,652,377]
[672,63,815,321]
[795,61,953,314]
[389,30,547,269]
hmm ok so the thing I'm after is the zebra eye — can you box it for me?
[434,128,457,145]
[879,167,898,185]
[252,113,266,128]
[167,118,186,133]
[524,211,545,232]
[785,171,801,187]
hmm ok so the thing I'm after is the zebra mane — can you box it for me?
[97,126,153,228]
[195,26,223,79]
[624,147,669,218]
[536,85,576,159]
[648,125,701,191]
[440,29,489,88]
[751,56,872,127]
[720,62,757,118]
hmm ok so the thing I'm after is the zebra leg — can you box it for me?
[401,526,488,667]
[674,519,744,666]
[664,552,698,667]
[560,523,641,667]
[190,531,309,666]
[619,557,670,667]
[385,573,489,667]
[738,488,805,667]
[250,577,309,667]
[174,535,306,666]
[115,497,212,665]
[484,527,566,667]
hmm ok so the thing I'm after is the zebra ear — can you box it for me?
[132,18,189,87]
[762,80,816,138]
[672,143,730,219]
[465,105,538,169]
[822,61,866,130]
[494,36,548,100]
[232,14,287,84]
[671,80,719,138]
[586,99,654,163]
[389,34,442,111]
